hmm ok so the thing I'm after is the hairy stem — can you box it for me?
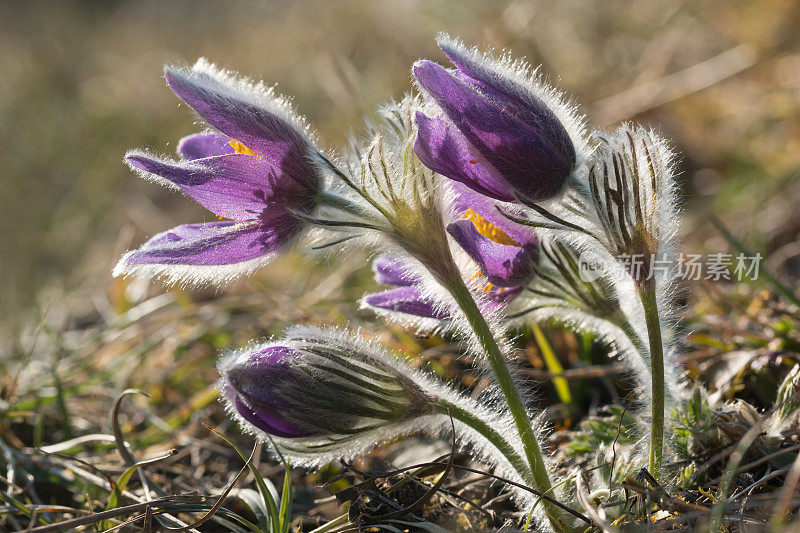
[445,278,568,532]
[638,280,664,477]
[612,311,649,358]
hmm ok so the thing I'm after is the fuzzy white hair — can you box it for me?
[416,33,593,178]
[167,57,318,145]
[218,324,556,530]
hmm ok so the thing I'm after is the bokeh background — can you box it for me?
[2,1,800,528]
[2,0,799,334]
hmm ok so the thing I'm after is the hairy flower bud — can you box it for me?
[581,124,678,283]
[218,326,436,453]
[413,34,583,204]
[217,325,547,519]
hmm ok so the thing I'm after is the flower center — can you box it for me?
[229,139,262,158]
[461,209,519,247]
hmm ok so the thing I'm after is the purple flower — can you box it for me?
[113,59,322,285]
[363,197,535,323]
[221,347,311,439]
[363,255,524,325]
[218,327,434,441]
[363,255,450,322]
[413,35,578,204]
[448,183,539,289]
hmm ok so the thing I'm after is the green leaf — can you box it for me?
[206,426,281,533]
[532,324,572,405]
[565,405,639,456]
[278,455,293,533]
[233,488,271,531]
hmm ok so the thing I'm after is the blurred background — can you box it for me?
[2,1,800,527]
[1,0,799,335]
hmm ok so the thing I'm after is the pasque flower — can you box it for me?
[363,184,537,325]
[413,34,585,204]
[447,184,539,288]
[362,254,449,323]
[113,37,695,530]
[217,326,539,508]
[218,326,437,451]
[113,59,322,285]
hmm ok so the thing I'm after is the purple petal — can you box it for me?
[249,345,296,367]
[414,112,515,202]
[448,219,535,287]
[126,151,314,222]
[226,386,315,438]
[451,182,538,249]
[115,219,296,274]
[165,66,312,165]
[364,287,449,320]
[414,60,573,202]
[222,347,318,438]
[437,36,572,144]
[372,255,418,287]
[177,132,235,160]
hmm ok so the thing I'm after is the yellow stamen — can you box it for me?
[470,266,496,293]
[229,139,261,158]
[461,209,519,247]
[469,268,483,283]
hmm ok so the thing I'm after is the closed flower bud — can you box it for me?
[218,326,436,455]
[584,124,678,283]
[217,326,544,519]
[413,34,584,204]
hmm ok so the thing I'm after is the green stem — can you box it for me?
[445,278,567,532]
[637,280,664,478]
[437,401,533,485]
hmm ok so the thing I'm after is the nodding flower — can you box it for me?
[447,183,539,290]
[413,33,586,205]
[114,58,323,286]
[216,325,545,515]
[217,326,436,450]
[363,184,538,326]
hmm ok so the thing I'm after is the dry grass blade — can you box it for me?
[595,44,757,124]
[159,446,255,531]
[370,413,457,522]
[25,495,209,533]
[769,449,800,530]
[7,297,55,405]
